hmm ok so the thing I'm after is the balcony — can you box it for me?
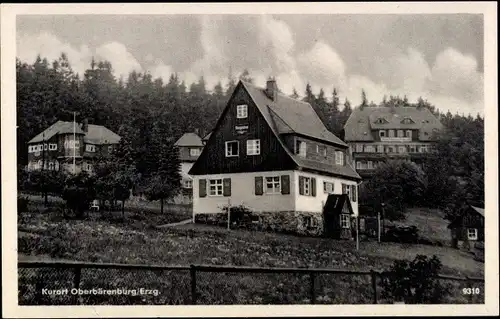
[380,136,411,142]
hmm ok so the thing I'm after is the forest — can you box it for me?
[16,53,485,220]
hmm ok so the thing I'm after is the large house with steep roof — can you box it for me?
[27,120,120,175]
[189,79,361,237]
[343,106,443,177]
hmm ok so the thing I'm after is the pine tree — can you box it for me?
[290,87,299,99]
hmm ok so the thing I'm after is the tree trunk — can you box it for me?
[44,191,48,207]
[122,201,125,220]
[160,198,164,214]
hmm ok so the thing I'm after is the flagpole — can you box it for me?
[73,112,76,174]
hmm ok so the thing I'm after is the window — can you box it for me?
[397,130,404,138]
[184,180,193,189]
[419,146,428,153]
[303,216,314,228]
[467,228,478,240]
[86,144,96,152]
[402,117,414,124]
[323,147,327,157]
[379,130,386,138]
[303,177,311,196]
[406,130,412,138]
[48,162,55,170]
[341,214,350,229]
[410,145,417,153]
[225,141,239,157]
[367,161,373,169]
[209,179,223,196]
[356,144,364,152]
[190,148,201,156]
[324,181,334,193]
[247,139,260,155]
[236,104,248,118]
[28,146,32,153]
[377,145,384,153]
[388,130,395,137]
[335,151,344,165]
[356,161,362,169]
[365,145,375,153]
[351,185,357,202]
[85,163,92,171]
[43,144,48,151]
[296,140,306,157]
[49,143,57,151]
[398,146,406,153]
[108,146,113,153]
[316,145,320,153]
[375,117,387,124]
[265,176,281,194]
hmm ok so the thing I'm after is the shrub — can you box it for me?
[380,254,451,303]
[382,225,420,244]
[18,196,29,213]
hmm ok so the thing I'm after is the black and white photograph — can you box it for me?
[1,2,498,317]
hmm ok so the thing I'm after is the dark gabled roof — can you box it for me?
[447,205,485,229]
[29,121,120,145]
[28,121,85,143]
[84,124,121,145]
[242,81,347,147]
[174,133,204,147]
[344,106,444,142]
[323,194,355,215]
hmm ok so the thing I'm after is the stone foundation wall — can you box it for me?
[194,210,324,237]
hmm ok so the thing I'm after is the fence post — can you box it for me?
[309,272,316,304]
[370,270,378,304]
[73,267,82,305]
[190,265,197,305]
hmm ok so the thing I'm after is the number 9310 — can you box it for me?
[462,288,481,295]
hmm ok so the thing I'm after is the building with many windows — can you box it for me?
[343,106,443,177]
[26,120,120,175]
[189,78,361,237]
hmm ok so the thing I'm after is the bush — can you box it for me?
[382,225,420,244]
[18,196,29,213]
[381,254,451,303]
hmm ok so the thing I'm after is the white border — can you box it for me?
[1,2,498,317]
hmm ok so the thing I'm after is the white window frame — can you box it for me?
[208,179,223,196]
[48,162,55,170]
[379,130,386,138]
[388,130,395,137]
[86,144,96,153]
[316,145,320,153]
[397,130,404,138]
[406,130,412,138]
[367,161,373,169]
[398,146,406,153]
[356,161,362,169]
[225,141,239,157]
[323,147,327,157]
[49,143,57,151]
[467,228,478,240]
[356,144,363,152]
[323,181,334,194]
[377,145,384,153]
[335,151,344,165]
[190,148,201,156]
[341,214,350,229]
[184,180,193,189]
[419,146,428,153]
[247,139,261,155]
[303,177,311,196]
[236,104,248,119]
[265,176,281,194]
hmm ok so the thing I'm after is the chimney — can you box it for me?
[82,118,88,133]
[265,77,278,101]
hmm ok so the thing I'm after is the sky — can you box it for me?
[16,14,484,115]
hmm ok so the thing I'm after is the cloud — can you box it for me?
[16,17,484,116]
[16,31,92,76]
[95,41,143,80]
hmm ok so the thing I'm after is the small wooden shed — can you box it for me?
[323,194,355,240]
[447,205,484,250]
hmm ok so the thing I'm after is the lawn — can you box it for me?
[17,205,484,305]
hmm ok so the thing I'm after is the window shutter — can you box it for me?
[199,179,207,198]
[281,175,290,194]
[342,184,347,194]
[255,176,263,196]
[298,176,304,195]
[311,178,316,197]
[352,185,357,202]
[223,178,231,197]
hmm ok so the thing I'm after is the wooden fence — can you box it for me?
[18,260,484,305]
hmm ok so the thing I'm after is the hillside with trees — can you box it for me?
[17,54,484,220]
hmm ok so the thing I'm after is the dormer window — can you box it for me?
[335,151,344,166]
[236,104,248,119]
[401,117,414,124]
[296,140,307,157]
[86,144,96,152]
[375,117,388,124]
